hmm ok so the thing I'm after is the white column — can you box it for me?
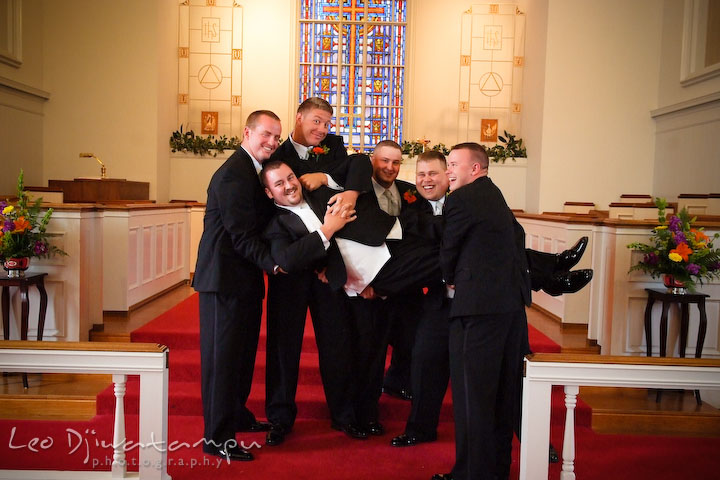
[111,374,127,478]
[519,374,552,480]
[560,385,579,480]
[138,366,172,480]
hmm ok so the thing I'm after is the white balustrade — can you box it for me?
[0,342,171,480]
[519,354,720,480]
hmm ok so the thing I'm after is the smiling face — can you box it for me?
[371,145,402,188]
[294,108,332,147]
[243,114,282,163]
[446,148,484,190]
[264,163,303,206]
[416,158,449,201]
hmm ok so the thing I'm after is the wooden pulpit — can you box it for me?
[48,178,150,203]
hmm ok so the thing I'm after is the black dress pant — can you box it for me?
[199,291,262,450]
[448,309,526,480]
[526,249,557,291]
[265,272,355,430]
[404,293,451,440]
[345,296,393,425]
[383,290,423,394]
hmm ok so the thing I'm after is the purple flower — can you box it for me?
[686,263,700,275]
[643,252,659,266]
[673,232,687,245]
[668,215,682,233]
[3,220,14,233]
[0,201,6,211]
[33,241,48,256]
[709,262,720,272]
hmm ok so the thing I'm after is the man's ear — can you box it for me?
[295,112,303,125]
[264,187,274,200]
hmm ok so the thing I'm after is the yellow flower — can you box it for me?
[668,252,683,262]
[655,225,667,230]
[2,205,13,215]
[696,242,706,249]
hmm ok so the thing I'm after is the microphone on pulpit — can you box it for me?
[79,152,107,179]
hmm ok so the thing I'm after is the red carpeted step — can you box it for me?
[169,349,325,385]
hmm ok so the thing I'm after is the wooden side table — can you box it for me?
[1,272,48,389]
[643,288,709,404]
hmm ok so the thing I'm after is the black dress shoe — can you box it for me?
[204,444,254,462]
[364,421,384,436]
[382,386,413,401]
[543,269,593,296]
[265,424,287,446]
[331,422,369,440]
[390,433,436,447]
[431,474,453,480]
[549,443,559,463]
[238,420,271,432]
[556,237,588,272]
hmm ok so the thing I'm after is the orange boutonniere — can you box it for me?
[403,189,417,204]
[311,145,330,157]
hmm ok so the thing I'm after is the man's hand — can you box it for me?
[316,268,329,284]
[322,204,356,237]
[328,190,359,210]
[299,173,327,191]
[359,285,376,300]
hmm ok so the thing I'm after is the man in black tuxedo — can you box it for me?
[270,96,367,207]
[369,140,423,403]
[261,160,441,441]
[263,97,381,445]
[393,151,592,450]
[433,143,530,480]
[192,110,283,462]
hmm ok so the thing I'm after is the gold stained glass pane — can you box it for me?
[461,55,471,66]
[178,47,189,58]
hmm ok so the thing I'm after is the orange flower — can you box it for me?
[691,228,709,243]
[670,242,693,262]
[13,216,30,232]
[403,190,417,204]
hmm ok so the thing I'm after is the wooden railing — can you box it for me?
[519,353,720,480]
[0,341,171,480]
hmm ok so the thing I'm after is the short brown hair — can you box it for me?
[297,97,333,115]
[246,110,280,129]
[260,159,290,188]
[373,140,402,153]
[451,142,488,169]
[417,150,446,167]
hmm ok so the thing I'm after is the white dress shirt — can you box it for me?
[241,145,262,175]
[276,200,330,249]
[428,196,445,216]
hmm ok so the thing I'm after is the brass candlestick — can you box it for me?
[79,152,107,179]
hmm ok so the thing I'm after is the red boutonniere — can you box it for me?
[403,189,417,204]
[311,145,330,157]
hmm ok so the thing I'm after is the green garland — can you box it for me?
[169,126,242,157]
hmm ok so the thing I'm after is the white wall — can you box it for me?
[0,0,45,193]
[537,0,663,213]
[652,0,720,200]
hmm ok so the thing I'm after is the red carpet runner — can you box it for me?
[1,293,719,479]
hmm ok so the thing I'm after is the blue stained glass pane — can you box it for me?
[299,0,406,148]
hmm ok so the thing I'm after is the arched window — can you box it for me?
[298,1,407,151]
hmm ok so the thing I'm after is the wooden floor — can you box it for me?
[2,284,719,437]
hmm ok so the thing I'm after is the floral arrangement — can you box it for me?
[401,139,450,158]
[1,171,66,262]
[627,198,720,291]
[169,125,242,157]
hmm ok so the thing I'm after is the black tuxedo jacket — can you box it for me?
[440,176,531,317]
[263,186,396,291]
[192,148,275,299]
[270,134,372,192]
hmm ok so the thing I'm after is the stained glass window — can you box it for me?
[298,0,407,151]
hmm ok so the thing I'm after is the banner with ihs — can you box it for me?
[178,0,243,137]
[457,4,525,145]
